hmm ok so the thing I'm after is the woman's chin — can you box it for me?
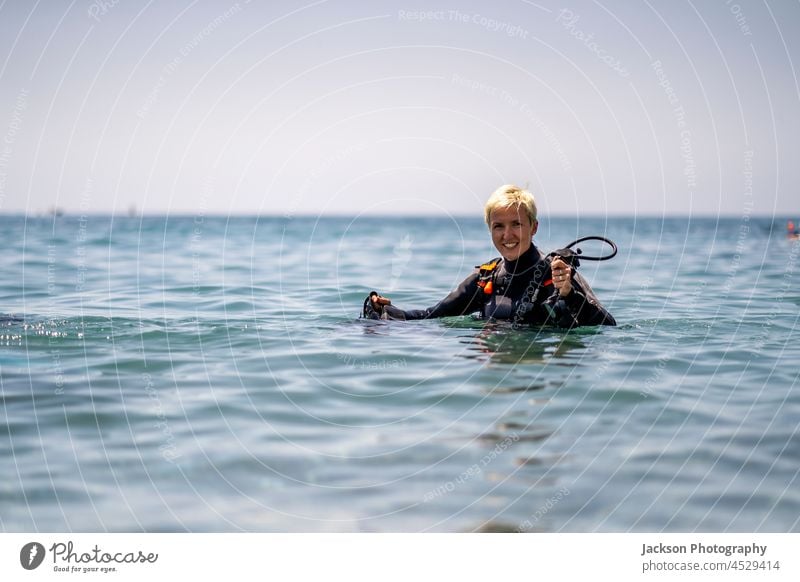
[499,249,519,261]
[497,245,524,261]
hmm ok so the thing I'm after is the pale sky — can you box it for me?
[0,0,797,216]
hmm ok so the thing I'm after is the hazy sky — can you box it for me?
[0,0,797,216]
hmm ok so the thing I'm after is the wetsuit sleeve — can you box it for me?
[381,272,485,320]
[545,272,616,327]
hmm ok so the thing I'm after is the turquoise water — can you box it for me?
[1,214,798,532]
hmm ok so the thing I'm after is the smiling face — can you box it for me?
[489,205,538,261]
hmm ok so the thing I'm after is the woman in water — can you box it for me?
[363,185,615,328]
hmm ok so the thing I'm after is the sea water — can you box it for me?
[1,214,798,532]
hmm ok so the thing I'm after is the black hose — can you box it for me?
[562,236,618,262]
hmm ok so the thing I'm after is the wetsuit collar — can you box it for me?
[503,242,542,275]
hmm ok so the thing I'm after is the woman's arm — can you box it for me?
[366,272,486,320]
[546,271,616,327]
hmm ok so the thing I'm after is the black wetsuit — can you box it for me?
[369,243,615,328]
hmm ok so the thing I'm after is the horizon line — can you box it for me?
[0,211,795,219]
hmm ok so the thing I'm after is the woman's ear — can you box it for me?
[531,219,539,236]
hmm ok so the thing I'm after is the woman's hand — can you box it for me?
[550,257,573,297]
[370,292,391,308]
[362,291,392,319]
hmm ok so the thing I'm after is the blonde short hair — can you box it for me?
[484,184,538,226]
